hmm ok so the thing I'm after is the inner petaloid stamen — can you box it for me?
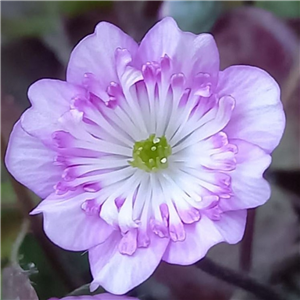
[129,134,172,172]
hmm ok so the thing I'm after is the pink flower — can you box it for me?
[49,294,138,300]
[5,17,285,294]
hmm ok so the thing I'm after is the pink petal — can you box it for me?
[5,121,62,198]
[21,79,87,143]
[212,209,247,244]
[162,214,224,265]
[31,191,114,251]
[67,22,138,92]
[219,139,271,211]
[163,210,246,264]
[219,66,285,153]
[136,17,219,89]
[89,232,169,294]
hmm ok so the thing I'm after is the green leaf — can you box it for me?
[58,1,112,17]
[18,234,68,299]
[1,206,22,262]
[256,1,300,19]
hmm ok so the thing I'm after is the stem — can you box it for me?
[196,258,285,300]
[144,0,163,18]
[240,209,256,273]
[67,284,92,296]
[11,219,30,264]
[282,54,300,104]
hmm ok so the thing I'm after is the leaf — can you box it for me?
[1,205,22,262]
[58,1,112,17]
[1,180,18,205]
[18,233,68,299]
[256,1,300,19]
[1,0,112,38]
[159,1,223,33]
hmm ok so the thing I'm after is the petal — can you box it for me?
[5,121,62,198]
[212,209,247,244]
[31,191,114,251]
[219,66,285,153]
[89,232,169,294]
[136,17,219,88]
[21,79,87,142]
[67,22,138,91]
[162,214,224,265]
[163,210,246,264]
[219,139,271,211]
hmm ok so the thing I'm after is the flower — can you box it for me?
[5,17,285,294]
[49,293,138,300]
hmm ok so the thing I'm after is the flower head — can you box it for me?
[6,17,285,294]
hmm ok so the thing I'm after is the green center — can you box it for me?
[129,134,172,172]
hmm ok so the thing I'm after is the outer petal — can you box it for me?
[89,232,169,294]
[5,121,62,198]
[162,214,223,265]
[219,139,271,211]
[136,17,219,88]
[212,210,247,244]
[21,79,87,143]
[67,22,138,90]
[31,191,114,251]
[219,66,285,153]
[163,210,246,264]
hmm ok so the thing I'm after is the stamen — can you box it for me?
[129,134,172,172]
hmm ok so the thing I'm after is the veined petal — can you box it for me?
[21,79,87,143]
[212,209,247,244]
[89,231,169,294]
[137,17,220,89]
[162,214,224,265]
[67,22,138,94]
[219,139,271,211]
[5,121,62,198]
[219,66,285,153]
[31,190,114,251]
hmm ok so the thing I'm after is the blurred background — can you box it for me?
[1,1,300,300]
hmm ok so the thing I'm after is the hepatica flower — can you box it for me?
[6,18,285,294]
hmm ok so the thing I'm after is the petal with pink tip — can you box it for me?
[67,22,138,93]
[21,79,87,143]
[137,17,219,89]
[219,139,271,211]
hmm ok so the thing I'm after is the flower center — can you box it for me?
[129,134,172,172]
